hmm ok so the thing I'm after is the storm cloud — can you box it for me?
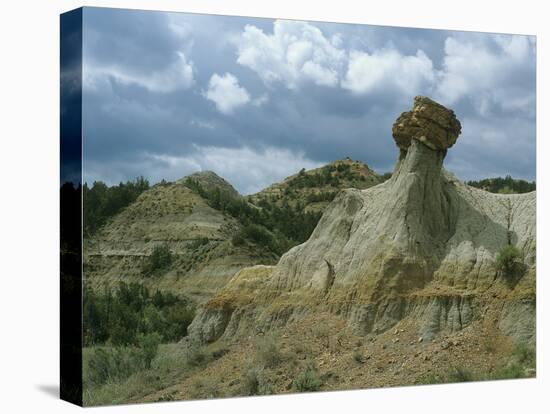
[81,7,536,194]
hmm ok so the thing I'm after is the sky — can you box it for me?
[81,7,536,195]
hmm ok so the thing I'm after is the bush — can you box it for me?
[242,367,261,395]
[189,238,209,250]
[138,332,161,369]
[448,367,474,383]
[511,343,536,366]
[353,352,365,364]
[186,343,209,368]
[242,367,274,396]
[86,347,142,386]
[495,245,524,280]
[255,336,282,368]
[294,364,322,392]
[144,244,173,275]
[231,233,246,246]
[241,224,273,246]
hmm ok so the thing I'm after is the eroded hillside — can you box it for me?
[172,96,535,399]
[84,174,277,302]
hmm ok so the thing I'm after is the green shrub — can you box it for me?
[189,378,221,399]
[495,245,523,279]
[511,343,535,365]
[448,367,474,383]
[186,343,209,368]
[353,352,365,364]
[294,364,322,392]
[241,224,273,246]
[86,346,142,386]
[489,343,536,380]
[144,244,173,275]
[231,233,246,246]
[87,348,114,385]
[137,332,161,369]
[242,367,274,396]
[419,373,444,385]
[189,237,209,250]
[255,336,282,368]
[242,367,261,395]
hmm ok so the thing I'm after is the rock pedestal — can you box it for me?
[392,96,462,151]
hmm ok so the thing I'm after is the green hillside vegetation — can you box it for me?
[83,281,195,346]
[184,178,320,255]
[247,159,382,216]
[288,162,368,189]
[83,177,150,235]
[467,175,535,194]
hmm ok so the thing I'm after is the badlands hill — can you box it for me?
[248,158,382,213]
[84,173,277,301]
[84,161,381,302]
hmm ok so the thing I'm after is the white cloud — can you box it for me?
[341,49,435,96]
[84,146,323,195]
[435,35,535,107]
[234,20,536,121]
[205,73,251,114]
[236,20,345,89]
[252,94,269,107]
[84,51,194,93]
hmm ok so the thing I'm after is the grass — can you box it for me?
[255,335,282,368]
[447,367,475,382]
[83,344,183,406]
[82,341,229,406]
[486,343,535,380]
[417,342,536,387]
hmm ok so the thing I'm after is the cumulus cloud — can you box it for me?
[435,34,535,110]
[236,20,345,89]
[84,51,194,93]
[82,9,536,190]
[204,73,251,114]
[341,49,435,96]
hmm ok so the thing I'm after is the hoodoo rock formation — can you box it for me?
[392,96,462,151]
[189,96,535,348]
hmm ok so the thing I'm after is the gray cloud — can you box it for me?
[81,8,536,194]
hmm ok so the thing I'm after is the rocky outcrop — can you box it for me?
[392,96,462,151]
[189,96,535,345]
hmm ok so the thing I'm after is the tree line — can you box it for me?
[288,164,367,189]
[83,177,150,236]
[467,175,535,194]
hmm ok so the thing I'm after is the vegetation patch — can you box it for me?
[467,176,535,194]
[143,243,174,276]
[293,364,322,392]
[83,177,150,235]
[185,177,321,255]
[495,245,525,282]
[83,282,195,346]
